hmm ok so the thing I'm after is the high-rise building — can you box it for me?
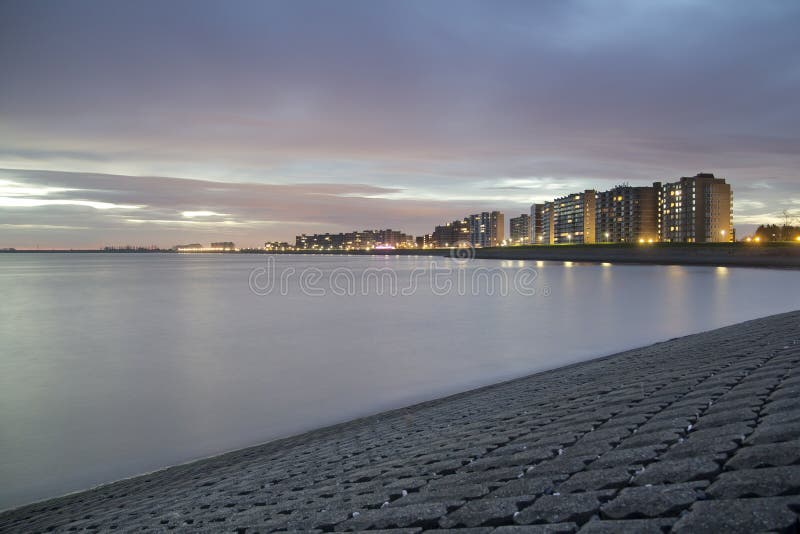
[468,211,505,247]
[416,235,433,248]
[431,219,471,248]
[372,229,414,247]
[596,185,659,243]
[530,203,544,244]
[509,214,531,244]
[657,173,733,243]
[492,211,505,246]
[542,190,596,244]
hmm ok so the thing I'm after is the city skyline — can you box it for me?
[2,1,800,248]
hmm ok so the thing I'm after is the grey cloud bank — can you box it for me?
[1,0,799,247]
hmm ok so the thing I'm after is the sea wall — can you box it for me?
[268,244,800,268]
[3,311,800,532]
[469,243,800,268]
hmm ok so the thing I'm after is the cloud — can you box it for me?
[0,223,90,230]
[0,1,799,246]
[181,211,230,218]
[734,199,766,211]
[0,168,498,247]
[0,197,142,210]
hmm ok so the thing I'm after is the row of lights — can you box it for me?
[745,235,800,243]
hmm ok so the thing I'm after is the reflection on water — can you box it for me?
[0,253,798,510]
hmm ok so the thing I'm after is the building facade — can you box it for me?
[295,229,415,250]
[509,214,531,244]
[431,218,471,248]
[542,190,596,244]
[657,173,733,243]
[595,185,659,243]
[416,234,432,248]
[468,211,505,247]
[530,203,544,244]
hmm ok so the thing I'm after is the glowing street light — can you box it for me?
[604,232,610,243]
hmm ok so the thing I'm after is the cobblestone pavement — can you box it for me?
[2,311,800,533]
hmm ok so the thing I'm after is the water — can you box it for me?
[0,253,798,510]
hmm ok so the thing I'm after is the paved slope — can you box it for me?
[2,311,800,533]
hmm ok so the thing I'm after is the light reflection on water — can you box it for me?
[0,253,798,510]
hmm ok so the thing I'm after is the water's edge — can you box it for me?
[4,309,795,515]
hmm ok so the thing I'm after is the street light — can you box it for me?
[604,232,610,243]
[567,234,572,244]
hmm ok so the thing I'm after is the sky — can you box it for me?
[1,0,799,248]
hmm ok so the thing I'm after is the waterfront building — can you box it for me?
[372,229,414,248]
[530,203,544,244]
[426,211,504,248]
[542,190,596,244]
[294,229,415,250]
[596,185,659,243]
[174,243,202,251]
[431,219,471,248]
[468,211,505,247]
[509,214,531,245]
[657,173,733,243]
[416,235,433,248]
[264,241,293,251]
[175,242,237,252]
[295,233,345,250]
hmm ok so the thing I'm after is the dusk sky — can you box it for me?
[1,0,799,248]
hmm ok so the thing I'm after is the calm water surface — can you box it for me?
[1,253,798,510]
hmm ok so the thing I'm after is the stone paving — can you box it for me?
[2,311,800,533]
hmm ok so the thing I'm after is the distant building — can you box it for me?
[657,173,733,243]
[174,243,203,251]
[468,211,505,247]
[509,214,531,245]
[530,204,544,244]
[175,242,236,252]
[596,185,659,243]
[295,233,344,249]
[425,211,504,248]
[264,241,293,251]
[431,219,471,248]
[372,229,414,248]
[542,190,596,244]
[294,229,414,250]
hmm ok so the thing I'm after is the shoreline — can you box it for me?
[3,243,798,269]
[267,243,800,269]
[3,310,799,532]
